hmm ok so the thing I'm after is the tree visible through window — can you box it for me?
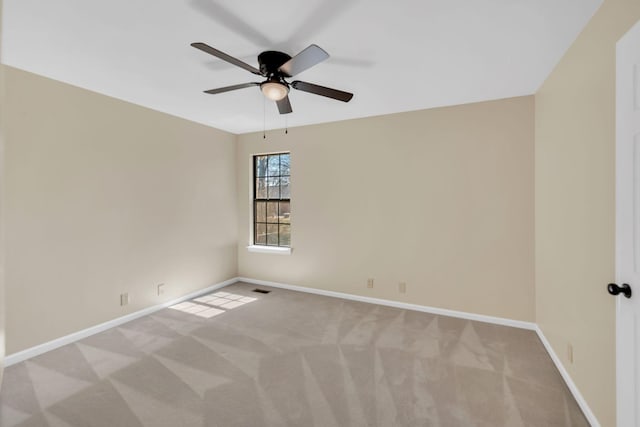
[254,153,290,246]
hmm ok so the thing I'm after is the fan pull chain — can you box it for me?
[285,115,288,135]
[263,96,266,140]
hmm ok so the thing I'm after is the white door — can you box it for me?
[616,18,640,427]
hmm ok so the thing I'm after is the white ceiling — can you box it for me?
[2,0,601,134]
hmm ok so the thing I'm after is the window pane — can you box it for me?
[280,176,290,199]
[256,178,267,199]
[255,201,266,222]
[279,201,291,224]
[266,224,278,245]
[256,156,268,177]
[267,177,280,199]
[279,224,291,246]
[255,223,266,245]
[266,202,279,223]
[280,154,290,176]
[268,155,280,177]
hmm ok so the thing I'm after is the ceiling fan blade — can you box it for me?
[291,81,353,102]
[204,82,259,95]
[278,44,329,77]
[190,0,273,47]
[191,42,262,76]
[285,0,357,48]
[276,96,293,114]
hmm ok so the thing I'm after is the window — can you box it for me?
[254,153,290,247]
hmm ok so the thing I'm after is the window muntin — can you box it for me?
[254,153,290,247]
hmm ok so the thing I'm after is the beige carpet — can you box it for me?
[0,281,588,426]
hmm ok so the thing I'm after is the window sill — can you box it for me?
[246,245,292,255]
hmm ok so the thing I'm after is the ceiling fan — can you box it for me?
[191,42,354,114]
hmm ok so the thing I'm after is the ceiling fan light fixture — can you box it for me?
[261,81,289,101]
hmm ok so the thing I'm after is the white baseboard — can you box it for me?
[238,277,536,330]
[6,277,535,367]
[534,325,600,427]
[4,277,240,367]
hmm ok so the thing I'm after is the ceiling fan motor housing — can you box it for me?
[258,51,292,76]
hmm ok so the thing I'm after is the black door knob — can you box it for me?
[607,283,632,299]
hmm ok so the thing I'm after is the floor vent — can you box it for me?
[252,289,271,294]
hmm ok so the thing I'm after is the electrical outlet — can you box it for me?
[120,293,129,306]
[399,282,406,294]
[567,344,574,364]
[367,278,374,288]
[157,283,165,296]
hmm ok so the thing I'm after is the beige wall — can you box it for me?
[237,96,535,322]
[4,66,238,354]
[535,0,640,425]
